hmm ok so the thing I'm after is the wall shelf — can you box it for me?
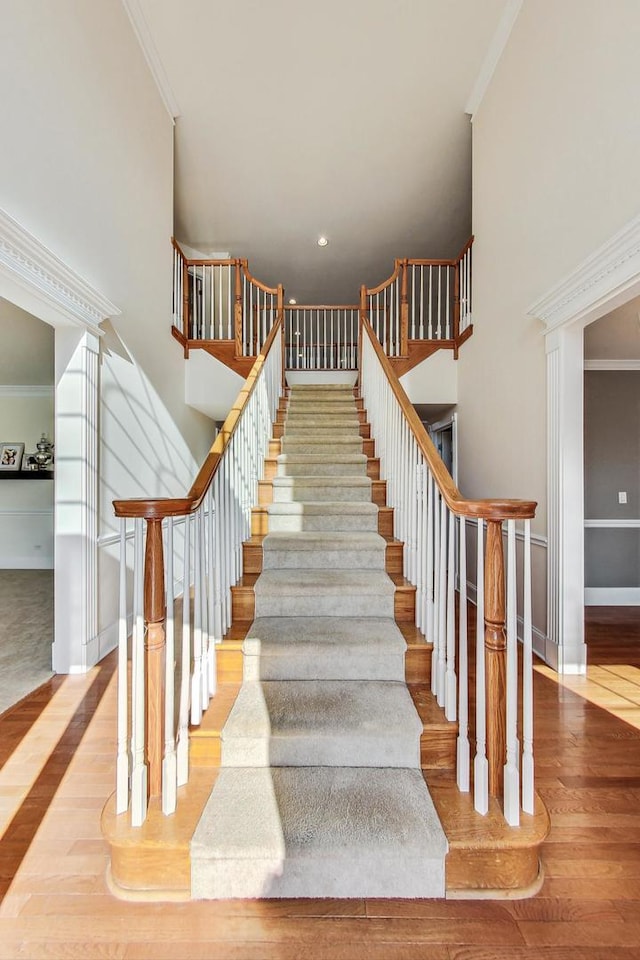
[0,470,54,480]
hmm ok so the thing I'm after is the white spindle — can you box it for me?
[474,518,489,815]
[428,266,433,339]
[445,508,456,721]
[207,488,217,699]
[504,519,520,826]
[445,266,451,339]
[177,512,191,786]
[130,518,147,827]
[436,495,447,706]
[522,519,535,814]
[116,518,129,814]
[457,516,470,791]
[162,517,177,815]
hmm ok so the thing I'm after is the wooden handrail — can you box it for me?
[360,320,536,521]
[239,259,279,296]
[454,234,474,263]
[284,304,360,311]
[114,317,283,521]
[366,259,402,297]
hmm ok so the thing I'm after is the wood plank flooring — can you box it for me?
[1,607,640,958]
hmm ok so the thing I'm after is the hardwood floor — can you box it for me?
[1,609,640,958]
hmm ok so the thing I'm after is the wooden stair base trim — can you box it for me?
[426,770,550,895]
[101,766,218,897]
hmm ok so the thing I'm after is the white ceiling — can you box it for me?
[133,0,510,303]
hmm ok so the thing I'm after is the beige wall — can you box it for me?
[459,0,640,636]
[0,1,216,656]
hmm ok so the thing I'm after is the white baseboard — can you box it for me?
[585,587,640,606]
[0,555,54,569]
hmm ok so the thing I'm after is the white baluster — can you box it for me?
[504,519,520,826]
[199,503,210,711]
[162,517,177,815]
[426,469,435,652]
[457,516,470,792]
[445,508,457,721]
[116,518,130,814]
[474,518,489,815]
[522,519,535,815]
[191,509,203,727]
[445,265,451,339]
[428,265,433,339]
[436,495,447,706]
[177,512,191,786]
[431,485,441,697]
[207,488,216,698]
[130,518,147,827]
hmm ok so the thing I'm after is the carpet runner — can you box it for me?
[191,383,447,898]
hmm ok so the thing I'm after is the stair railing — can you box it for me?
[359,318,535,826]
[112,320,284,826]
[284,305,359,371]
[360,237,474,359]
[171,240,283,358]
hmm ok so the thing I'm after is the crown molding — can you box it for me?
[0,385,54,398]
[121,0,180,121]
[0,208,120,334]
[584,358,640,371]
[465,0,523,118]
[528,213,640,334]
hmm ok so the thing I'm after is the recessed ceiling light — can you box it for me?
[288,298,297,305]
[317,236,329,247]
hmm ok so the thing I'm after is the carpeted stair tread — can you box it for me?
[272,476,372,503]
[262,531,385,570]
[191,380,447,901]
[191,766,447,899]
[266,501,379,533]
[276,454,368,478]
[221,680,422,767]
[254,569,395,618]
[241,616,406,680]
[281,437,364,454]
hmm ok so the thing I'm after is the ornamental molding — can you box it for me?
[0,207,120,333]
[0,385,54,398]
[121,0,180,120]
[465,0,523,118]
[584,359,640,371]
[528,213,640,334]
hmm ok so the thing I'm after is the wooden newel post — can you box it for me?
[484,519,507,798]
[234,260,244,358]
[144,518,166,799]
[400,259,409,357]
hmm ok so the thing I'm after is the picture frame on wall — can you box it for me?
[0,442,25,471]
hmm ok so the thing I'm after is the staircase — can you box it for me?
[190,384,448,898]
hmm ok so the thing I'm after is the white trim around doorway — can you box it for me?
[527,212,640,674]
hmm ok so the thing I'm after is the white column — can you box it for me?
[545,325,587,675]
[53,328,100,673]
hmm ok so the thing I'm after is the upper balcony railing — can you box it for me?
[172,240,283,358]
[171,236,473,368]
[360,238,473,358]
